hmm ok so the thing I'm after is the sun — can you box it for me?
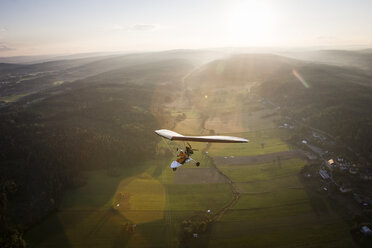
[225,1,276,46]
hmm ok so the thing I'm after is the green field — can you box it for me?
[218,158,306,182]
[25,142,353,248]
[25,158,233,248]
[208,129,291,157]
[205,158,353,247]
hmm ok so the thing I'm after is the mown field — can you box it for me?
[207,128,291,157]
[202,156,353,247]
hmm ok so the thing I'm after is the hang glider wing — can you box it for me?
[155,129,248,143]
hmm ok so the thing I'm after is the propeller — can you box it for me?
[187,142,199,152]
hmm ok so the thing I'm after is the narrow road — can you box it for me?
[209,158,241,221]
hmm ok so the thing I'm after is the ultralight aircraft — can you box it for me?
[155,129,248,171]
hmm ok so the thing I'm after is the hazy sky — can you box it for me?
[1,0,372,56]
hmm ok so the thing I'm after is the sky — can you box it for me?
[0,0,372,56]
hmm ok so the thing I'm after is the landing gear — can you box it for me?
[172,168,177,171]
[196,162,200,167]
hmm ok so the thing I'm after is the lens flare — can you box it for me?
[292,69,310,89]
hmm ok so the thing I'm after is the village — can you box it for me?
[268,101,372,246]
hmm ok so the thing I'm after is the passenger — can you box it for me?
[176,150,188,164]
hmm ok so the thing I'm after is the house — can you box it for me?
[328,159,335,166]
[319,169,330,180]
[327,159,336,170]
[360,226,372,236]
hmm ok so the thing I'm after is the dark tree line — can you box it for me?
[0,82,160,247]
[254,64,372,164]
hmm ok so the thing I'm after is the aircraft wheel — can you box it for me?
[172,168,177,171]
[196,162,200,167]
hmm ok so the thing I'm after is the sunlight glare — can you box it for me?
[226,1,276,45]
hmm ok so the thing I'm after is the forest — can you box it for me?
[0,72,166,247]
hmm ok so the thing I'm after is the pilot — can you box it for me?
[176,150,188,164]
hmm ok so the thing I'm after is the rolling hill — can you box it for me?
[1,48,372,247]
[186,52,372,162]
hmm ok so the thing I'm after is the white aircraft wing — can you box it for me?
[155,129,248,143]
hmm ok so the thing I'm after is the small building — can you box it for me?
[327,159,336,170]
[328,159,336,166]
[361,226,372,236]
[319,169,330,180]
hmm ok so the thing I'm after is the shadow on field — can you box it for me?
[152,161,165,178]
[303,186,330,216]
[179,222,213,248]
[25,214,72,248]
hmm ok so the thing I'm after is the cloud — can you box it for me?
[0,28,7,32]
[0,43,13,51]
[130,24,156,31]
